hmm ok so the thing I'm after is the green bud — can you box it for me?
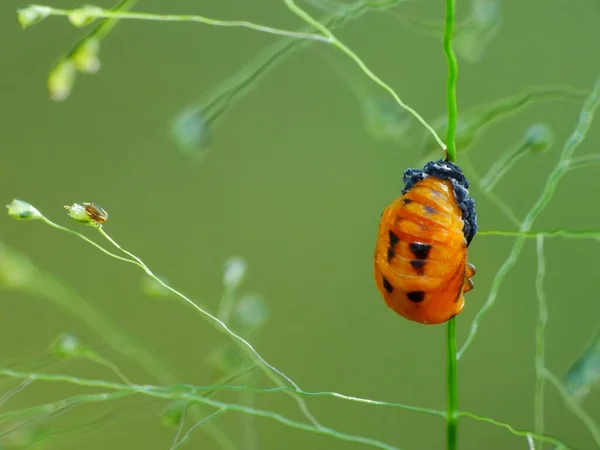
[524,123,553,153]
[6,199,42,221]
[140,275,171,298]
[223,257,247,290]
[170,108,211,159]
[48,60,76,101]
[50,333,85,360]
[232,294,269,336]
[68,6,103,28]
[362,97,412,142]
[207,345,245,376]
[72,39,101,74]
[0,244,36,289]
[161,400,187,427]
[472,0,501,30]
[17,6,51,29]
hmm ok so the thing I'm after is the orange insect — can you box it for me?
[373,160,477,324]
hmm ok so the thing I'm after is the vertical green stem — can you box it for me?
[443,0,458,162]
[443,0,459,448]
[446,318,458,450]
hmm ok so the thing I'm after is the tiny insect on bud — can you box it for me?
[223,257,247,290]
[64,202,108,227]
[72,39,101,74]
[68,6,103,28]
[48,60,76,101]
[16,5,51,29]
[6,199,42,221]
[50,333,85,360]
[524,123,553,154]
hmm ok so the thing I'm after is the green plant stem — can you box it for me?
[443,0,458,162]
[447,318,458,450]
[442,0,459,448]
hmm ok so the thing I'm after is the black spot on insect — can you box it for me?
[382,276,394,293]
[387,230,399,262]
[424,205,436,214]
[402,198,412,205]
[387,247,395,261]
[407,291,425,303]
[410,242,431,260]
[410,259,426,274]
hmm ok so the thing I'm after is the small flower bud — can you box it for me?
[141,275,171,298]
[161,401,187,427]
[207,345,245,377]
[64,202,108,227]
[17,6,51,29]
[6,199,42,221]
[232,294,269,336]
[0,244,36,289]
[223,257,247,290]
[362,97,412,142]
[524,123,553,154]
[68,6,103,28]
[72,39,101,74]
[170,108,211,160]
[50,333,85,360]
[48,60,76,101]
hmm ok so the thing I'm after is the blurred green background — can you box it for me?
[2,0,600,449]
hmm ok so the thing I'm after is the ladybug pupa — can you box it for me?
[373,160,477,325]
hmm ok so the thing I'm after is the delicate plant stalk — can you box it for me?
[446,318,458,450]
[283,0,446,150]
[442,0,459,448]
[458,74,600,360]
[443,0,458,162]
[534,236,548,447]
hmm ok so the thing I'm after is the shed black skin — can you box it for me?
[401,159,477,246]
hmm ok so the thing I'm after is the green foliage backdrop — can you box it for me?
[2,1,600,449]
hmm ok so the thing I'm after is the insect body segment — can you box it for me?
[374,160,477,325]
